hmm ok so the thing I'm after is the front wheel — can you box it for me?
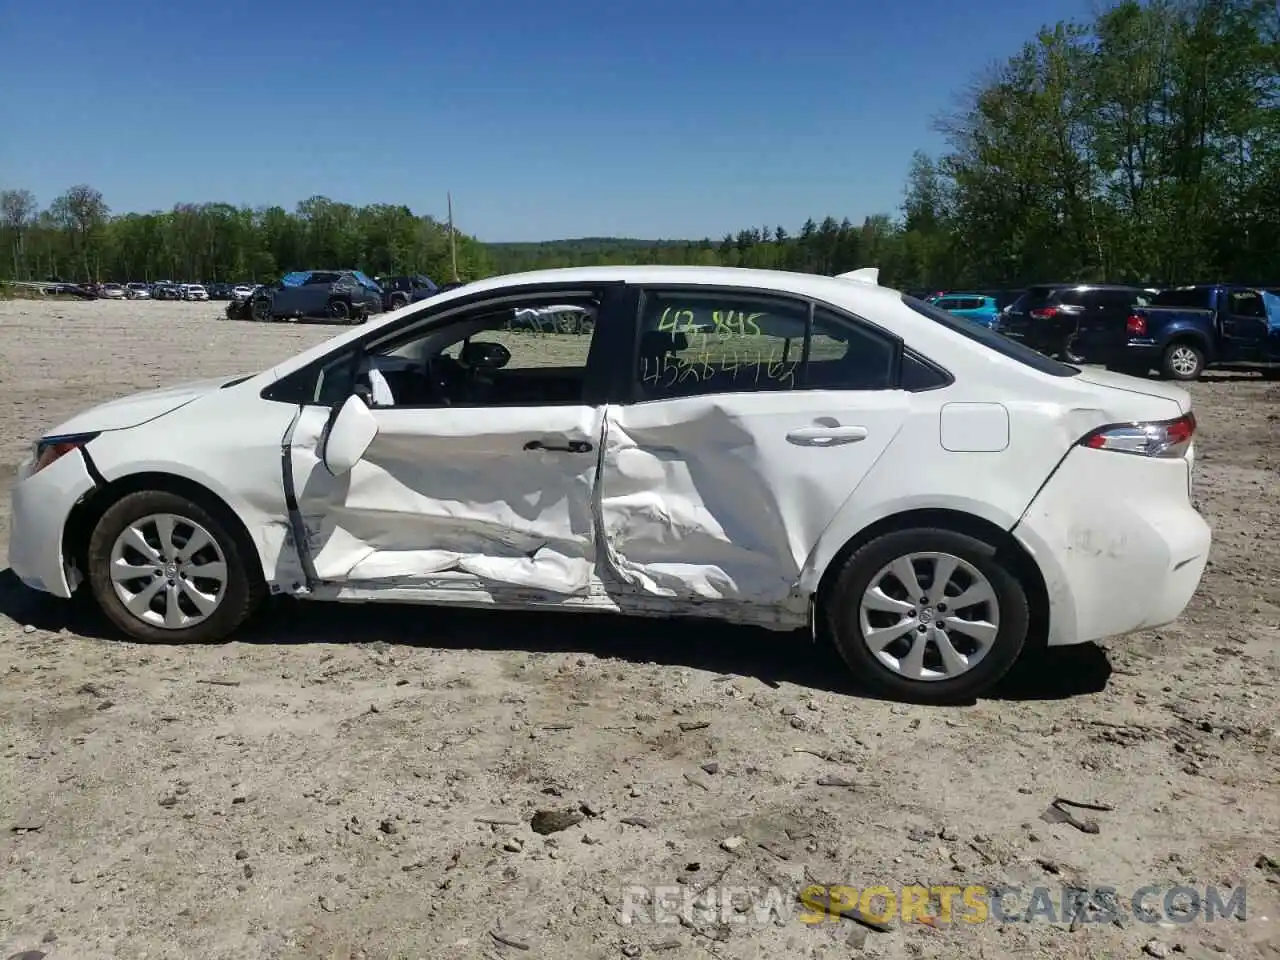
[1161,342,1204,381]
[86,490,264,644]
[327,298,351,322]
[823,528,1029,703]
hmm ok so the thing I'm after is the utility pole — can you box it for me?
[447,192,459,282]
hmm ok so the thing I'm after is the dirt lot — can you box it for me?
[0,298,1277,960]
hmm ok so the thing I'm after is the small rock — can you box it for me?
[720,836,746,853]
[780,706,797,717]
[622,945,641,958]
[379,819,398,835]
[234,849,249,861]
[907,828,933,843]
[242,864,254,879]
[701,762,720,775]
[318,895,337,913]
[847,924,868,949]
[940,827,959,842]
[158,794,179,807]
[580,800,603,817]
[69,873,87,885]
[1144,940,1170,959]
[581,833,599,845]
[503,838,524,853]
[40,933,56,944]
[22,625,36,634]
[531,809,584,835]
[1017,787,1033,795]
[789,717,807,730]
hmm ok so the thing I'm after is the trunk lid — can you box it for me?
[1071,367,1191,416]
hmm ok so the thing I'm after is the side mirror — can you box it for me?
[460,340,511,370]
[322,394,379,476]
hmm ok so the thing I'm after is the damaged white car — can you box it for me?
[9,266,1211,702]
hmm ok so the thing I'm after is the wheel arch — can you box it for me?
[1163,329,1214,362]
[64,471,267,590]
[812,507,1050,652]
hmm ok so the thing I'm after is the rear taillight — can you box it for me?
[1079,412,1195,458]
[1029,307,1059,319]
[1126,314,1148,336]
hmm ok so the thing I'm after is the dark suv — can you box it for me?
[376,274,439,311]
[231,270,384,323]
[998,284,1156,362]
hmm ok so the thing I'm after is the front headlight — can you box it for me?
[32,433,99,475]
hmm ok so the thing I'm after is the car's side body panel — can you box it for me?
[82,387,308,592]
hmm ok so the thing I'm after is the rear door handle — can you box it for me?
[524,439,594,454]
[786,425,868,447]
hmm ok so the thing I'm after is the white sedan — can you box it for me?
[8,266,1210,702]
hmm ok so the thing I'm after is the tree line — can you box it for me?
[2,0,1275,291]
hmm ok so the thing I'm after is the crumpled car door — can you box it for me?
[598,390,907,604]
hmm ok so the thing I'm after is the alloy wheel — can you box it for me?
[108,513,228,630]
[857,551,1000,682]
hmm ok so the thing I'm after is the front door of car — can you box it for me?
[597,287,909,606]
[1219,289,1267,361]
[287,284,624,595]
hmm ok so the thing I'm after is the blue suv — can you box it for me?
[931,293,1001,329]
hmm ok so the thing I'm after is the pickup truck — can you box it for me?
[1076,284,1280,381]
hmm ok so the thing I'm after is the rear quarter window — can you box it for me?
[901,295,1079,377]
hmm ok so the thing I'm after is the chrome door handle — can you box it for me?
[785,425,868,446]
[524,439,594,454]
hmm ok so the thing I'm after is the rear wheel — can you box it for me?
[86,490,264,644]
[823,528,1029,703]
[1161,342,1204,381]
[389,293,409,311]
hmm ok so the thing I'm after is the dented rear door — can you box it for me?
[598,287,909,605]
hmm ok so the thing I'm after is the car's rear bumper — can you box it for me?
[1012,446,1210,646]
[8,450,98,598]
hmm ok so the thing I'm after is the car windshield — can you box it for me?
[901,294,1079,377]
[353,271,381,291]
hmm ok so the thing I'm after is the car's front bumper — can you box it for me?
[1012,445,1210,646]
[8,450,98,598]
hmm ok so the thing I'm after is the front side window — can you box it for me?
[311,294,602,409]
[631,289,898,401]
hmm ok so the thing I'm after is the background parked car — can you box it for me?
[242,270,383,323]
[125,282,152,299]
[998,284,1155,362]
[152,282,182,300]
[930,293,1001,328]
[231,284,257,300]
[181,284,210,301]
[1080,283,1280,380]
[375,274,439,311]
[99,283,126,300]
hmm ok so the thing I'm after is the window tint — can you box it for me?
[901,294,1080,377]
[1053,287,1091,308]
[632,290,897,400]
[1151,288,1212,309]
[1228,290,1265,317]
[311,296,601,409]
[307,272,340,285]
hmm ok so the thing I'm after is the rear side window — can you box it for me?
[901,294,1079,377]
[632,290,899,400]
[1151,288,1212,309]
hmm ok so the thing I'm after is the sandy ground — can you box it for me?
[0,297,1277,960]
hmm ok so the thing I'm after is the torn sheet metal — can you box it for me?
[600,391,908,602]
[289,404,604,594]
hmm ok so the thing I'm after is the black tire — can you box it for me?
[327,298,351,321]
[389,293,409,311]
[251,298,273,323]
[1161,342,1204,381]
[822,528,1030,704]
[86,490,265,644]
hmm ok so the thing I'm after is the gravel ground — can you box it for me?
[0,298,1277,960]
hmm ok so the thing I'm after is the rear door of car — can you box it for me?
[1219,288,1268,361]
[595,285,910,608]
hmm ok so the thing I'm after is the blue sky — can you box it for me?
[0,0,1087,241]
